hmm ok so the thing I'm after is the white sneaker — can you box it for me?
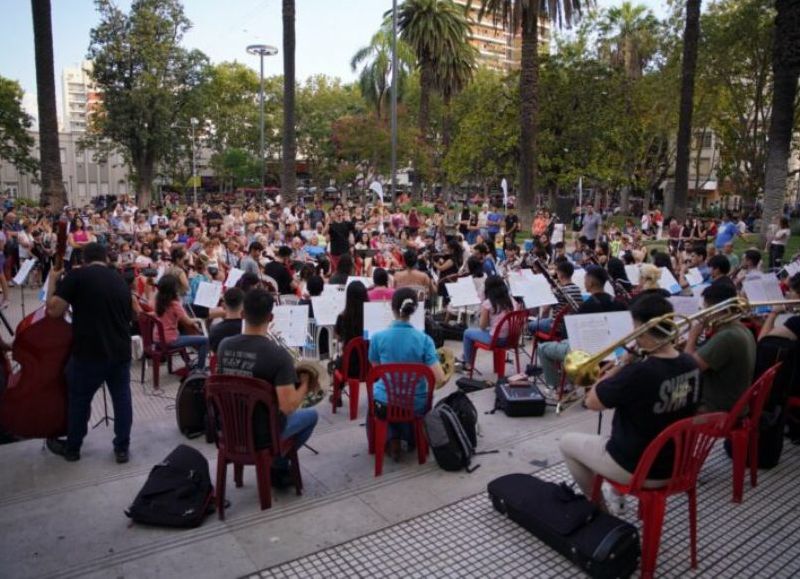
[601,482,626,516]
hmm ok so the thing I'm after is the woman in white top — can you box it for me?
[768,216,791,269]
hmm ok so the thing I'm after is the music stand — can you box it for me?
[92,384,115,429]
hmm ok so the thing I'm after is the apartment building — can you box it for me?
[61,61,102,133]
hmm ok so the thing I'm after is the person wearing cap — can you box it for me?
[537,266,628,389]
[264,245,298,295]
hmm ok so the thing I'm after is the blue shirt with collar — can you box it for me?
[368,320,438,414]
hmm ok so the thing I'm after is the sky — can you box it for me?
[0,0,668,123]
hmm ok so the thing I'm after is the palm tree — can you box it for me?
[471,0,588,221]
[760,0,800,242]
[30,0,67,210]
[436,40,477,149]
[282,0,297,204]
[668,0,702,222]
[350,25,415,120]
[597,2,659,80]
[394,0,473,143]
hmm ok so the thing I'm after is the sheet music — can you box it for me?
[625,264,640,286]
[271,305,309,347]
[445,276,481,308]
[363,301,424,338]
[39,273,51,302]
[193,281,223,309]
[685,268,704,287]
[224,267,245,288]
[742,277,785,303]
[311,291,346,326]
[507,271,558,308]
[156,265,166,283]
[346,276,373,288]
[784,260,800,277]
[658,268,682,295]
[669,296,702,317]
[565,311,634,362]
[13,258,37,286]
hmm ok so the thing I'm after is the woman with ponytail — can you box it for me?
[461,275,520,372]
[368,287,445,459]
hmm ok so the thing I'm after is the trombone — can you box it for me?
[559,296,800,410]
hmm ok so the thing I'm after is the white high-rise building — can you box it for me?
[61,61,101,133]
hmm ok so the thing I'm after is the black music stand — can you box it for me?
[92,385,114,429]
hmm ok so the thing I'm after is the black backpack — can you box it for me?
[126,445,214,528]
[425,391,494,472]
[175,370,213,441]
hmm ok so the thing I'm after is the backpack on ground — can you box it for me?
[126,444,214,528]
[488,474,640,579]
[175,370,213,441]
[425,391,495,472]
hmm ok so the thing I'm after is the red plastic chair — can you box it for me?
[469,310,529,379]
[590,412,728,579]
[209,352,218,374]
[529,305,572,363]
[137,312,192,389]
[366,363,435,477]
[205,375,302,520]
[717,362,781,503]
[331,337,370,420]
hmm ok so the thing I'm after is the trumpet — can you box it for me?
[266,327,326,408]
[563,296,800,389]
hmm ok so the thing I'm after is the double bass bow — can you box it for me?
[0,216,73,439]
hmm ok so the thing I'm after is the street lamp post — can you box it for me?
[190,117,198,206]
[246,44,279,199]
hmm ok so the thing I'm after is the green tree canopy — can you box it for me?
[0,76,37,176]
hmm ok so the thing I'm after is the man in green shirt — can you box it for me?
[685,282,756,412]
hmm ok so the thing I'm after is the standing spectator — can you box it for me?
[768,216,791,269]
[714,213,739,251]
[580,204,603,250]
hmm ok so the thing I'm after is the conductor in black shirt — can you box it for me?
[324,202,354,271]
[45,243,133,463]
[559,294,700,506]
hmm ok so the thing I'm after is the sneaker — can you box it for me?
[46,438,80,462]
[601,482,626,516]
[114,449,129,464]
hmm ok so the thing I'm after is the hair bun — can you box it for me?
[400,298,417,315]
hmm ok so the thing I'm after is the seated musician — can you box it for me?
[684,282,756,412]
[368,288,444,459]
[528,259,583,334]
[706,254,735,289]
[209,288,244,353]
[461,275,520,372]
[153,274,209,370]
[394,249,436,296]
[217,288,318,486]
[734,249,763,288]
[264,245,299,295]
[759,273,800,343]
[559,294,701,504]
[636,264,671,298]
[678,244,710,290]
[538,266,627,389]
[368,268,395,301]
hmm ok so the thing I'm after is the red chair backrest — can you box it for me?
[138,312,166,352]
[341,336,370,381]
[490,310,529,348]
[721,362,782,434]
[205,375,282,462]
[546,305,573,340]
[627,412,728,495]
[367,363,435,422]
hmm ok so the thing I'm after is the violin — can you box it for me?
[0,217,73,439]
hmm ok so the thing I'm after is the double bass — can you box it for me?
[0,218,73,439]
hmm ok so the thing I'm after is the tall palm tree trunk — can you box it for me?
[518,5,539,224]
[761,0,800,242]
[669,0,701,222]
[282,0,297,204]
[31,0,66,211]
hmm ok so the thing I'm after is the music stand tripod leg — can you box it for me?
[92,384,115,429]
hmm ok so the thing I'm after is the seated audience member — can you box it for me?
[153,274,209,369]
[393,249,436,296]
[559,294,700,505]
[684,281,756,412]
[461,275,519,372]
[368,288,444,458]
[217,289,318,485]
[538,266,627,388]
[209,288,244,353]
[368,268,395,301]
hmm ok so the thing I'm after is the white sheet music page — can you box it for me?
[193,281,223,309]
[625,264,641,286]
[445,276,481,308]
[346,276,373,288]
[685,268,704,287]
[311,291,346,326]
[271,305,309,347]
[13,258,38,286]
[658,268,682,295]
[742,277,784,303]
[363,301,424,338]
[224,267,245,288]
[507,271,558,308]
[669,296,702,317]
[565,311,634,362]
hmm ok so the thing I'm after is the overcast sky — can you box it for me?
[1,0,668,122]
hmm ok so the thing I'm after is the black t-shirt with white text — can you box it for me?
[55,264,132,361]
[596,353,701,479]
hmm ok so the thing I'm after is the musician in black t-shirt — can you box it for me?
[559,294,701,505]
